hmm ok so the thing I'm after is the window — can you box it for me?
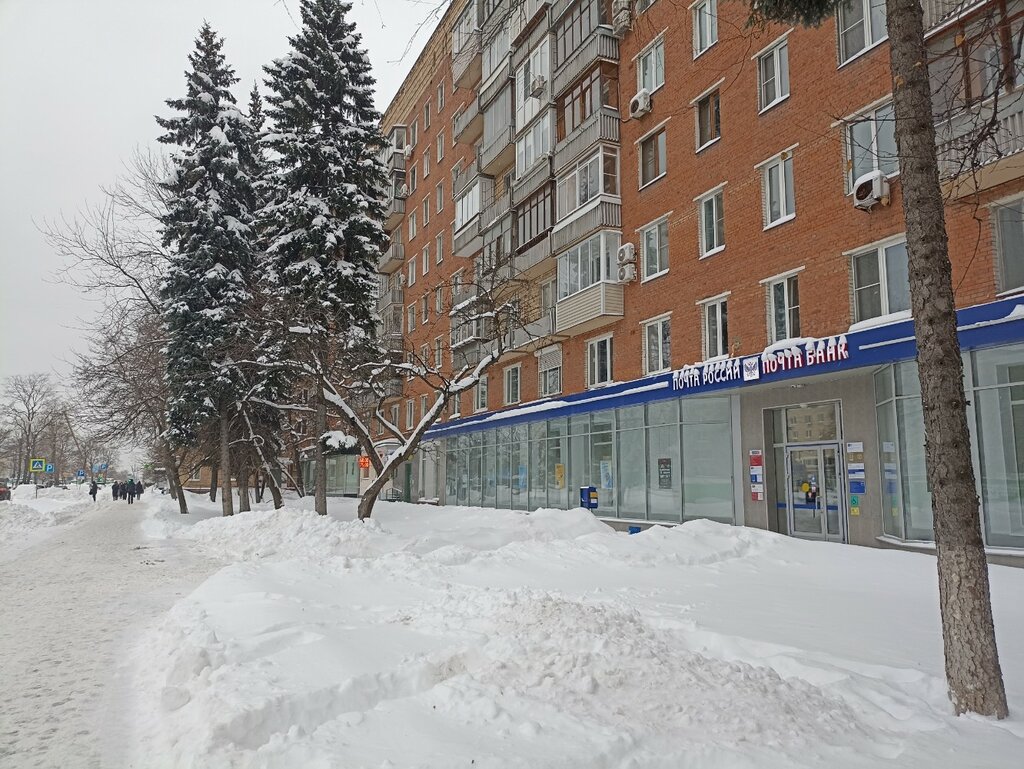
[436,182,444,213]
[455,183,481,230]
[409,165,418,193]
[474,375,489,412]
[703,296,729,358]
[587,336,613,387]
[643,316,671,374]
[769,274,801,342]
[437,83,445,110]
[852,239,910,322]
[556,147,618,220]
[435,336,443,366]
[699,189,725,256]
[376,417,384,436]
[641,218,669,278]
[190,465,202,481]
[696,91,720,149]
[450,392,461,418]
[517,185,553,246]
[410,119,418,147]
[423,149,430,178]
[639,129,667,186]
[763,152,795,227]
[437,132,445,162]
[541,278,557,313]
[436,233,444,263]
[758,39,790,111]
[996,199,1024,292]
[407,303,417,332]
[390,404,400,431]
[558,64,617,140]
[637,0,657,11]
[422,293,430,323]
[435,288,444,315]
[504,365,521,404]
[406,399,415,430]
[557,231,619,299]
[407,256,417,286]
[422,197,430,226]
[515,38,550,128]
[556,0,608,72]
[408,210,417,241]
[424,100,431,130]
[838,0,887,64]
[847,102,897,188]
[422,245,430,275]
[539,359,562,396]
[638,38,665,92]
[516,111,551,177]
[482,22,509,82]
[420,394,428,422]
[693,0,718,57]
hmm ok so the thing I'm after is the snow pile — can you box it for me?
[0,486,93,555]
[133,500,1024,768]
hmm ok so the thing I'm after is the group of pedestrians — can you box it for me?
[87,479,144,505]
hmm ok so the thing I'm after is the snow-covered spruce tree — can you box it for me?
[157,22,259,517]
[259,0,387,515]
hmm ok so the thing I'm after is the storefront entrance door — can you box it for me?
[785,444,845,542]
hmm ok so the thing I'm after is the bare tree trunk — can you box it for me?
[161,441,188,514]
[291,444,306,496]
[238,465,251,513]
[267,468,283,509]
[357,485,380,521]
[254,472,265,503]
[219,411,234,517]
[209,463,219,502]
[888,0,1007,718]
[314,385,328,516]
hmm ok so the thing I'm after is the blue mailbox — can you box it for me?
[579,486,598,510]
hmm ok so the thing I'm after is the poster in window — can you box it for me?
[657,457,672,489]
[599,460,614,489]
[554,463,565,489]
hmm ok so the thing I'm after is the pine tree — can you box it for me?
[157,22,259,517]
[259,0,388,515]
[751,0,1007,720]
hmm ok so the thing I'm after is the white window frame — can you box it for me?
[756,35,791,113]
[435,336,444,366]
[637,35,666,93]
[435,287,443,314]
[515,37,550,128]
[995,196,1024,294]
[503,364,521,405]
[640,216,669,280]
[694,87,721,152]
[848,235,910,322]
[410,119,419,147]
[408,210,417,241]
[642,314,672,375]
[555,146,619,221]
[759,148,796,229]
[407,303,416,332]
[436,233,444,263]
[455,182,481,231]
[539,358,562,397]
[423,197,430,226]
[437,83,445,110]
[436,182,444,213]
[421,293,430,323]
[422,245,430,275]
[837,0,887,66]
[391,404,400,431]
[557,231,620,299]
[437,132,445,162]
[765,270,802,343]
[586,334,614,388]
[406,399,415,430]
[697,184,725,257]
[474,374,489,412]
[407,256,417,286]
[638,126,668,188]
[516,111,551,178]
[423,148,430,178]
[692,0,718,58]
[450,392,461,419]
[700,293,729,359]
[845,101,897,191]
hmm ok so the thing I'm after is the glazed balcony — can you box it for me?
[514,234,552,278]
[378,241,405,274]
[506,307,557,351]
[552,26,619,98]
[936,88,1024,194]
[479,125,515,175]
[453,98,483,145]
[550,199,621,253]
[511,153,553,205]
[376,285,404,312]
[453,30,483,90]
[553,106,620,174]
[383,195,406,231]
[480,190,511,230]
[510,0,550,45]
[554,281,623,335]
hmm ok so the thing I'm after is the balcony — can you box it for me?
[511,153,553,204]
[479,125,515,175]
[936,88,1024,195]
[376,285,404,312]
[452,155,481,196]
[514,234,552,278]
[384,195,406,230]
[381,377,404,399]
[552,26,619,98]
[551,200,621,253]
[378,241,405,274]
[453,217,483,257]
[450,282,480,314]
[453,98,483,144]
[506,307,557,352]
[553,106,620,174]
[382,147,406,173]
[479,59,511,109]
[554,281,623,335]
[510,0,550,46]
[480,190,511,230]
[923,0,984,31]
[453,30,482,90]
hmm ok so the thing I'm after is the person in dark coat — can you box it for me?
[135,480,143,498]
[112,482,119,501]
[126,481,136,504]
[89,480,98,503]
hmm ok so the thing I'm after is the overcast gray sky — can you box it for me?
[0,0,444,381]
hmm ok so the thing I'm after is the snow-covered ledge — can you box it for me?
[876,535,1024,560]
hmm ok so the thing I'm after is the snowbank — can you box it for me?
[133,498,1024,768]
[0,485,93,559]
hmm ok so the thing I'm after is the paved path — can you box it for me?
[0,500,218,768]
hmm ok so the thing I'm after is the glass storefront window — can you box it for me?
[897,397,933,540]
[783,402,837,443]
[874,398,904,539]
[590,410,615,512]
[618,427,646,518]
[648,423,681,522]
[512,425,529,511]
[547,418,569,509]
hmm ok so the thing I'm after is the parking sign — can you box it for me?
[45,463,54,473]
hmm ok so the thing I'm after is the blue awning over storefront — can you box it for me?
[425,295,1024,440]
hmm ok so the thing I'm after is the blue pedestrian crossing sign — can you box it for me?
[77,470,86,478]
[45,463,54,473]
[29,458,45,472]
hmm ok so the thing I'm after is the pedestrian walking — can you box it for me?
[89,480,98,504]
[135,480,143,499]
[126,481,136,505]
[112,482,119,501]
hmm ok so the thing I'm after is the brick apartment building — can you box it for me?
[374,0,1024,558]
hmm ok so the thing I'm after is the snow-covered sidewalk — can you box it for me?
[0,494,219,768]
[133,495,1024,769]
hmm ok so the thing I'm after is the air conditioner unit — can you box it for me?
[403,145,413,159]
[853,170,889,211]
[398,183,410,198]
[617,263,637,283]
[398,272,407,286]
[616,242,636,265]
[629,89,652,119]
[611,0,631,37]
[529,75,546,98]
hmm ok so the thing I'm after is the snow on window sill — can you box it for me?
[848,310,911,333]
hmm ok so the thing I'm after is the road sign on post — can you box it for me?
[45,463,54,473]
[29,458,45,473]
